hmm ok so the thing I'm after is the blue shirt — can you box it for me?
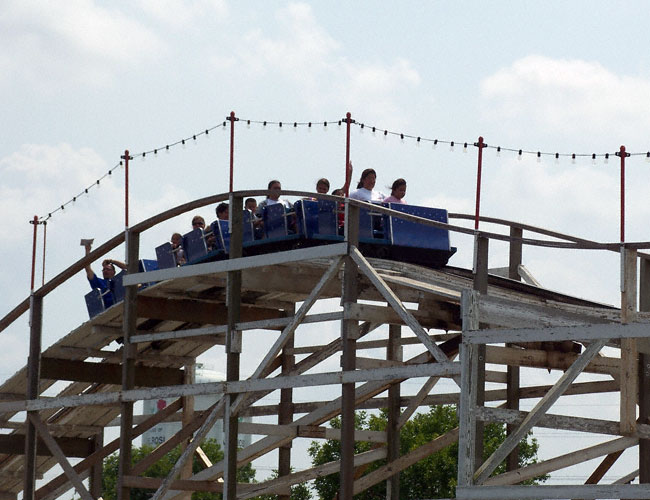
[88,274,114,308]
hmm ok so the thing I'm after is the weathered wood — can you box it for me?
[466,321,650,344]
[485,344,619,375]
[474,337,609,484]
[28,414,93,500]
[136,295,283,325]
[584,450,623,485]
[0,434,93,457]
[339,201,360,500]
[472,235,488,468]
[350,247,457,378]
[484,436,637,486]
[509,227,523,281]
[278,304,295,500]
[118,229,140,500]
[456,484,650,499]
[239,448,387,499]
[24,293,43,500]
[237,422,386,442]
[36,398,182,500]
[640,256,650,484]
[621,247,638,436]
[123,242,349,286]
[40,358,184,386]
[476,407,650,439]
[386,324,401,500]
[458,289,480,487]
[345,301,458,329]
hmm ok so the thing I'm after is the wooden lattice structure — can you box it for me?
[1,190,649,500]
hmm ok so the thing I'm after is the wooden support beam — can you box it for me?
[350,247,458,380]
[278,305,295,500]
[40,358,184,386]
[458,289,480,487]
[484,436,637,486]
[28,414,93,500]
[345,301,458,330]
[474,337,609,484]
[476,406,650,439]
[640,255,650,483]
[621,247,638,435]
[136,295,284,325]
[36,398,182,500]
[340,201,359,500]
[456,484,650,499]
[473,235,488,468]
[0,434,93,457]
[24,293,43,500]
[123,241,349,286]
[508,227,523,281]
[118,229,140,500]
[584,450,624,484]
[89,431,103,499]
[239,448,387,499]
[386,324,401,500]
[179,364,196,500]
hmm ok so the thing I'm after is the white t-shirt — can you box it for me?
[349,187,385,202]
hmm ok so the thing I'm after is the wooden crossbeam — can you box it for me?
[40,358,184,386]
[474,338,609,484]
[28,414,93,500]
[484,436,637,486]
[0,434,93,458]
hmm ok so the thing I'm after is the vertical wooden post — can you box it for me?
[620,246,637,436]
[458,289,480,487]
[472,234,488,467]
[639,256,650,483]
[117,229,139,500]
[616,146,629,243]
[228,111,236,192]
[278,305,295,500]
[179,363,196,500]
[23,292,43,500]
[340,200,360,500]
[89,430,104,498]
[386,324,402,499]
[224,193,243,500]
[507,226,522,471]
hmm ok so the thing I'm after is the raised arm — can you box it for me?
[83,242,95,280]
[341,160,353,196]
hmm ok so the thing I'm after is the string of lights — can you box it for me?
[351,120,650,163]
[35,112,650,223]
[38,122,227,222]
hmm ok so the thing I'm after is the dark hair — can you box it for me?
[245,197,257,205]
[390,178,406,194]
[316,178,330,189]
[331,189,344,196]
[356,168,377,189]
[216,202,229,216]
[268,179,281,189]
[101,259,115,270]
[191,215,205,226]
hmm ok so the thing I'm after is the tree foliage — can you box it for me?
[102,439,255,500]
[308,406,547,499]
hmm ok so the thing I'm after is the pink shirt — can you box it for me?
[383,195,406,204]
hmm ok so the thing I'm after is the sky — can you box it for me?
[2,0,650,491]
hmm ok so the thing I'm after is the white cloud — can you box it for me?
[0,143,120,241]
[137,0,228,28]
[480,55,650,147]
[0,0,166,89]
[214,3,421,125]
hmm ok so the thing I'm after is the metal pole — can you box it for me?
[617,145,629,243]
[30,215,38,291]
[122,150,130,229]
[229,111,236,192]
[474,137,485,230]
[41,221,47,287]
[345,112,352,196]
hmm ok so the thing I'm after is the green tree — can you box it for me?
[102,439,255,500]
[308,406,547,499]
